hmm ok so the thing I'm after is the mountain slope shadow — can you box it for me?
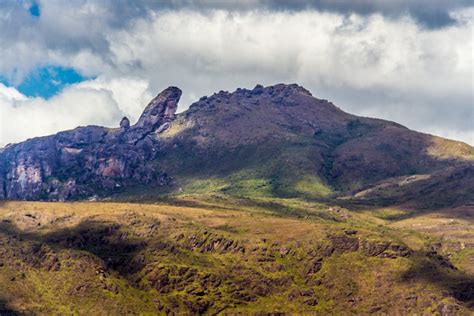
[0,220,148,277]
[401,251,474,310]
[0,299,19,316]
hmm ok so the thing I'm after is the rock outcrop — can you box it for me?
[119,117,130,130]
[0,83,473,202]
[134,87,181,131]
[0,87,181,201]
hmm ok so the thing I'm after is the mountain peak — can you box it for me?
[134,86,182,130]
[259,83,313,96]
[187,83,319,116]
[231,83,313,98]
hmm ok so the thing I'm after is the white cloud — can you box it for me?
[104,9,473,143]
[0,78,151,146]
[0,83,27,102]
[77,77,153,124]
[0,4,472,145]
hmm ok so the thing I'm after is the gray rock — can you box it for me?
[120,117,130,130]
[0,87,181,200]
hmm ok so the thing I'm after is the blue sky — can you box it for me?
[1,66,88,99]
[29,1,40,17]
[1,2,87,99]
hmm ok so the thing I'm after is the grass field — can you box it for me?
[0,195,472,314]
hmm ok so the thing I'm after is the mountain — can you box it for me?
[1,84,473,314]
[1,83,473,208]
[0,87,181,200]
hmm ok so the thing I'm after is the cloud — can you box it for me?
[1,0,472,81]
[0,78,151,146]
[42,0,470,29]
[105,9,473,144]
[258,0,473,28]
[0,2,472,145]
[77,77,153,123]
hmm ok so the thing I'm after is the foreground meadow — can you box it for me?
[0,196,472,315]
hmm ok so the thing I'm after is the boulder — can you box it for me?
[120,117,130,130]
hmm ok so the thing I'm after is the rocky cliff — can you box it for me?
[0,87,181,201]
[1,83,473,204]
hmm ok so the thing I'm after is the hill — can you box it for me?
[1,84,473,208]
[0,84,473,314]
[0,200,472,314]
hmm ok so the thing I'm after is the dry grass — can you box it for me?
[427,136,474,161]
[0,199,472,314]
[0,200,326,243]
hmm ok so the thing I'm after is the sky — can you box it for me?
[0,0,473,146]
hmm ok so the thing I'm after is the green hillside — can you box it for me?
[0,198,472,314]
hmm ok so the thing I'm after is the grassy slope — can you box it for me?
[0,197,472,315]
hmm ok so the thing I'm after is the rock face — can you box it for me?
[0,87,181,201]
[119,117,130,130]
[134,87,181,131]
[0,83,473,202]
